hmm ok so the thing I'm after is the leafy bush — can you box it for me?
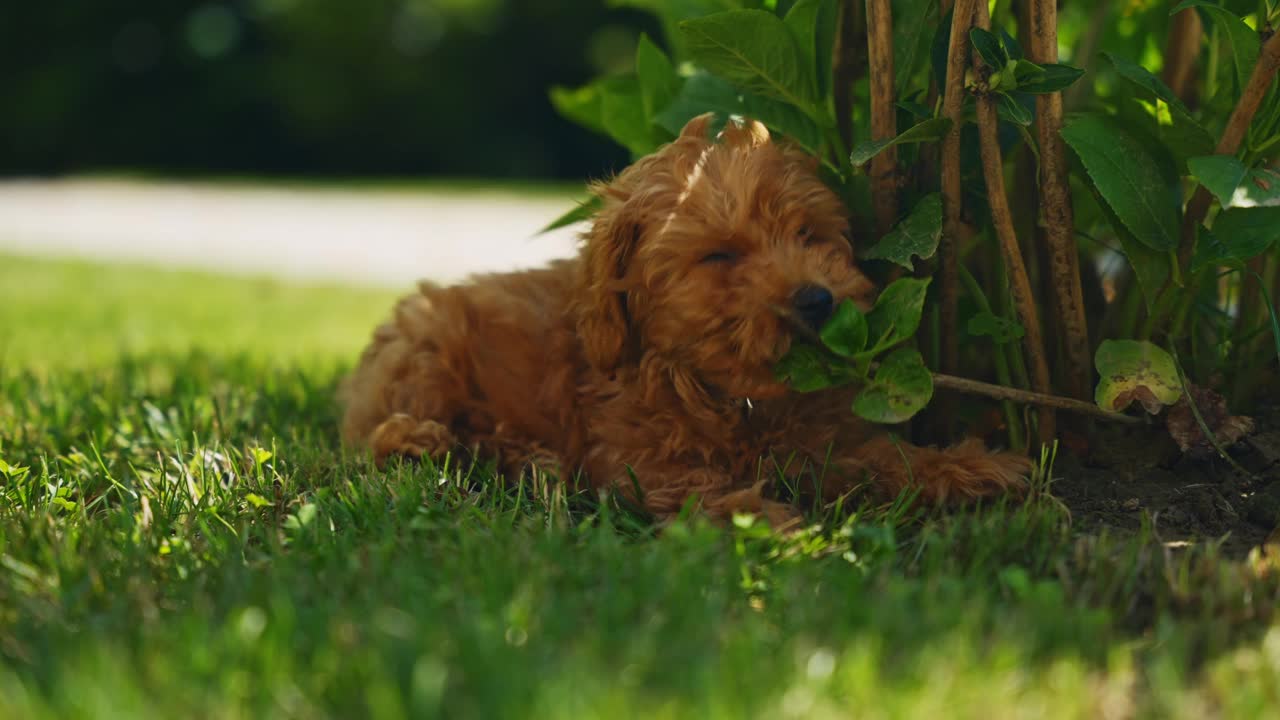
[550,0,1280,450]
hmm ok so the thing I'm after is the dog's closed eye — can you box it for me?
[798,225,821,246]
[700,250,740,264]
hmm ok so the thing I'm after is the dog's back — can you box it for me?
[340,259,588,469]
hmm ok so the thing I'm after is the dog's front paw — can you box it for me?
[370,413,457,467]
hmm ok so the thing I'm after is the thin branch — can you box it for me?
[930,372,1140,424]
[782,315,1139,426]
[1030,0,1091,401]
[865,0,899,238]
[937,0,979,426]
[973,0,1056,444]
[1162,7,1203,104]
[1179,29,1280,269]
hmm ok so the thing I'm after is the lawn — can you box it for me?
[1,252,1279,719]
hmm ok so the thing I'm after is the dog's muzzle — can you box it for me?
[792,285,834,330]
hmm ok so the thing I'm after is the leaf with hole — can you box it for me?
[864,277,931,356]
[679,10,818,112]
[1236,168,1280,207]
[1187,155,1247,208]
[820,299,869,358]
[850,117,952,166]
[862,193,942,269]
[853,348,934,423]
[1094,339,1182,414]
[1061,114,1181,252]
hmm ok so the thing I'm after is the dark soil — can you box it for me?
[1054,398,1280,557]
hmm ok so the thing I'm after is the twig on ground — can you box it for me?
[973,0,1056,444]
[1030,0,1091,401]
[865,0,899,238]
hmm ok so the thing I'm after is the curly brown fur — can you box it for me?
[340,114,1031,526]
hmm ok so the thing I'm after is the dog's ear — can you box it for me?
[576,191,641,372]
[576,116,717,372]
[719,117,770,148]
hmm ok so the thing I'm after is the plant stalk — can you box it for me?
[1178,28,1280,269]
[1162,7,1203,105]
[865,0,899,238]
[937,0,979,431]
[973,0,1056,445]
[1029,0,1092,402]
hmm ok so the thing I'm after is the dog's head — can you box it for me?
[575,113,875,399]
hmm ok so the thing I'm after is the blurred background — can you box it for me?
[1,0,658,284]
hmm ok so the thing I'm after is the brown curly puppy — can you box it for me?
[340,114,1030,527]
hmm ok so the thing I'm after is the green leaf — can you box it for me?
[820,299,869,358]
[1012,59,1045,83]
[1102,52,1214,161]
[551,76,666,156]
[600,77,667,157]
[1094,339,1182,414]
[540,196,604,234]
[653,72,825,155]
[679,10,817,111]
[1187,155,1248,208]
[850,117,952,166]
[783,0,837,99]
[1095,189,1174,309]
[1102,52,1193,115]
[864,277,931,355]
[1236,168,1280,207]
[853,348,934,423]
[1193,207,1280,270]
[636,34,682,121]
[893,0,939,96]
[969,28,1008,70]
[862,193,943,268]
[244,493,273,509]
[967,311,1025,343]
[550,82,610,136]
[1017,63,1085,94]
[284,502,318,530]
[996,92,1033,126]
[1060,114,1181,252]
[775,344,860,392]
[1196,4,1261,96]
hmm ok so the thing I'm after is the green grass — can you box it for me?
[2,252,1280,719]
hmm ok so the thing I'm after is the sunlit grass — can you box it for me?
[1,253,1279,718]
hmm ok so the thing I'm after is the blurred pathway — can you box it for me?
[0,178,585,287]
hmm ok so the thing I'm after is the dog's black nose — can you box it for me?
[792,285,834,329]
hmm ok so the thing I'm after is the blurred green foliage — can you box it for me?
[1,0,657,178]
